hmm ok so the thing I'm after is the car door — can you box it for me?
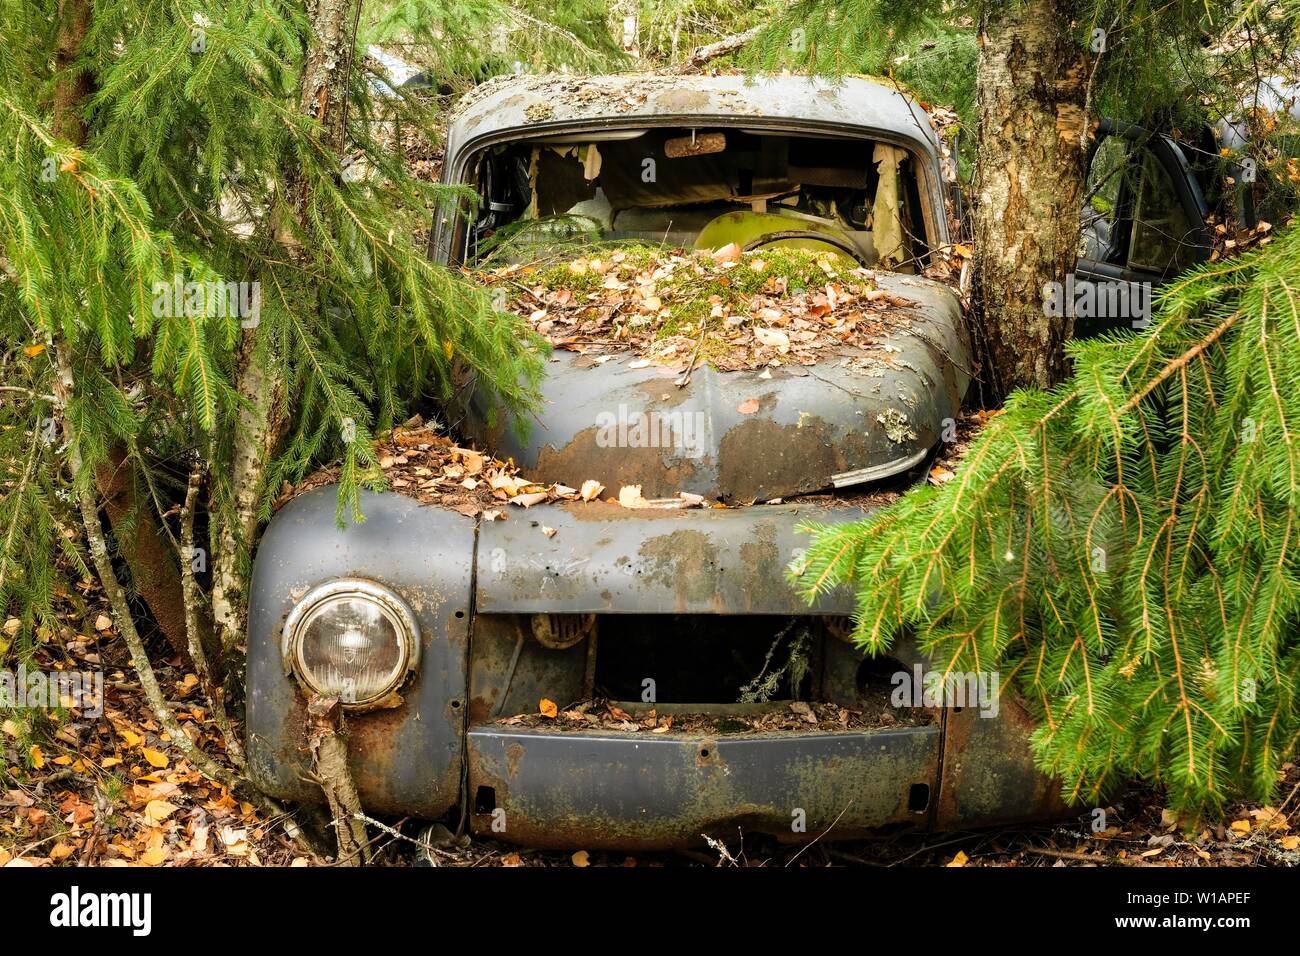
[1073,120,1214,337]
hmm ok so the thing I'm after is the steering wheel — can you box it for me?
[742,230,873,268]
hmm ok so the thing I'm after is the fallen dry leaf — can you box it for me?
[220,827,249,856]
[144,799,179,826]
[49,843,75,862]
[754,327,790,352]
[928,466,955,485]
[509,491,548,508]
[617,485,650,509]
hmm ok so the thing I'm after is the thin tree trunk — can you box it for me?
[209,349,282,662]
[211,0,363,665]
[52,0,91,144]
[94,446,196,662]
[297,0,365,148]
[57,0,198,670]
[972,0,1089,398]
[183,468,243,767]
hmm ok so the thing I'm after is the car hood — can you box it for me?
[462,272,969,503]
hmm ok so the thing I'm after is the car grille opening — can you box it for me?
[594,614,815,704]
[467,613,933,733]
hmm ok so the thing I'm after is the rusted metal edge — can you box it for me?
[466,724,940,850]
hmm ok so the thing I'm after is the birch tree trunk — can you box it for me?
[972,0,1089,398]
[211,0,364,665]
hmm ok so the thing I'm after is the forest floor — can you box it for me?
[2,583,1297,868]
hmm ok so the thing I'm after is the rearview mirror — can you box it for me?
[664,131,726,159]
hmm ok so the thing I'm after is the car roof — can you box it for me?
[444,72,941,165]
[1216,73,1300,152]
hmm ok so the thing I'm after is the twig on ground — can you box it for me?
[1023,846,1150,866]
[676,320,707,388]
[786,801,852,867]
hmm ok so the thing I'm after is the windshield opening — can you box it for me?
[457,127,933,271]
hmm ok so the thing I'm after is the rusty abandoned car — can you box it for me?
[246,73,1219,850]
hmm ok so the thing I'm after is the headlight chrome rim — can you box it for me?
[282,578,420,708]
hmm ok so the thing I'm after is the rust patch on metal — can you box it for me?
[738,523,781,594]
[468,695,494,725]
[655,89,712,110]
[638,530,722,610]
[637,378,693,407]
[695,737,721,769]
[935,695,1071,829]
[717,415,872,502]
[562,500,691,521]
[534,425,705,499]
[343,703,410,784]
[505,742,526,778]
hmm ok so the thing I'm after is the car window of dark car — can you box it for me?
[1127,148,1200,275]
[1080,136,1128,261]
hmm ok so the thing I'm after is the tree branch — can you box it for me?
[683,25,763,69]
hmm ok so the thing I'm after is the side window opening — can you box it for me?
[1127,148,1200,275]
[1081,132,1202,278]
[1080,136,1129,261]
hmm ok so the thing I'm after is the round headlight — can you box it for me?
[282,579,420,707]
